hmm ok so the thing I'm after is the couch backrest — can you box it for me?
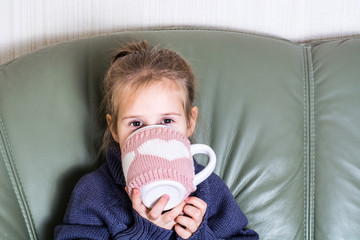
[1,30,359,240]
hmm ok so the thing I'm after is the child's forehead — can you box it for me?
[115,78,186,111]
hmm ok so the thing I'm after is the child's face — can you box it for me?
[107,79,198,150]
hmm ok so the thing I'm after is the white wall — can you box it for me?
[1,0,360,65]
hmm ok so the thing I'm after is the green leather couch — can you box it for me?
[1,29,360,240]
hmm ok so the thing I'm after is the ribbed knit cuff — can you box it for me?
[114,209,174,239]
[128,168,195,196]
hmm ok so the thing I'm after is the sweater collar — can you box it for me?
[106,141,126,187]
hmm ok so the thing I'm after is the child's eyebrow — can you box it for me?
[161,112,182,116]
[121,115,142,121]
[121,112,182,121]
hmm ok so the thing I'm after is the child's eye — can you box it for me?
[161,119,174,124]
[129,121,144,128]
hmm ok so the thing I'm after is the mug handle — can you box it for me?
[190,144,217,187]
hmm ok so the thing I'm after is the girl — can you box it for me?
[55,41,258,239]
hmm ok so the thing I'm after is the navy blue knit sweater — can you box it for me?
[55,142,259,239]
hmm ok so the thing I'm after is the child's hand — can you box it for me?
[127,187,185,230]
[174,196,207,239]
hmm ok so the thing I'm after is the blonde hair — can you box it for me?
[101,41,196,150]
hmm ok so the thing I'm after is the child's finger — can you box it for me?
[162,201,185,223]
[174,223,192,239]
[183,204,203,223]
[175,215,198,234]
[185,197,207,212]
[175,197,207,235]
[131,188,147,213]
[184,197,207,220]
[148,194,170,220]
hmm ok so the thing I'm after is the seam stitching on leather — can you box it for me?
[301,45,308,240]
[301,45,315,240]
[307,46,316,240]
[0,115,38,239]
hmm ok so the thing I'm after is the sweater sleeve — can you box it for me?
[54,174,112,240]
[55,195,174,240]
[113,209,175,239]
[182,170,259,240]
[55,167,176,240]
